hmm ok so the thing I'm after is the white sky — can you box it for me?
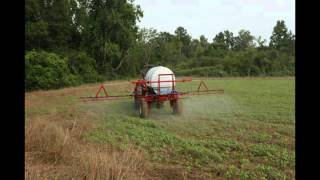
[133,0,295,42]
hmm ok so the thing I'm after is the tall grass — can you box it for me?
[73,145,144,179]
[25,118,73,163]
[25,113,145,179]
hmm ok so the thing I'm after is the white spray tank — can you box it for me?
[144,66,176,95]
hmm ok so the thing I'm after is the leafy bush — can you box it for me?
[25,50,75,91]
[175,65,227,77]
[66,51,99,83]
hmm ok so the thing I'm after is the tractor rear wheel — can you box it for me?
[134,85,143,110]
[134,97,139,110]
[172,100,182,115]
[139,99,149,118]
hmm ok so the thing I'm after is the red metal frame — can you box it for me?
[95,84,109,98]
[79,76,224,102]
[131,74,189,103]
[197,80,209,92]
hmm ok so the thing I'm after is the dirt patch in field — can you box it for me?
[144,163,215,180]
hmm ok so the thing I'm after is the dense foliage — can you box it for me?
[25,0,295,91]
[25,50,76,90]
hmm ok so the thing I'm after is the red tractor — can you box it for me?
[132,73,187,118]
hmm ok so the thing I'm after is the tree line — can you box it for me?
[25,0,295,91]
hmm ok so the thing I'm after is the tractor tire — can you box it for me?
[134,85,144,110]
[134,97,139,110]
[138,99,149,118]
[172,100,182,115]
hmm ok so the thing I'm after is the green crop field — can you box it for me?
[25,77,295,179]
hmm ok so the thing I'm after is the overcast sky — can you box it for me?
[133,0,295,43]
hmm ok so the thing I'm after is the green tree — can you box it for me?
[154,31,178,65]
[67,51,99,83]
[269,20,295,54]
[234,29,255,51]
[255,36,267,50]
[213,32,227,50]
[224,30,235,50]
[212,30,235,50]
[81,0,143,75]
[138,28,159,66]
[174,27,192,57]
[199,35,209,48]
[25,1,296,91]
[25,0,80,51]
[189,39,204,58]
[25,0,48,50]
[25,20,49,50]
[45,0,74,50]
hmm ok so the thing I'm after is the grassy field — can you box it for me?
[25,77,295,179]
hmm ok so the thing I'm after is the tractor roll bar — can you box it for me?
[131,78,192,84]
